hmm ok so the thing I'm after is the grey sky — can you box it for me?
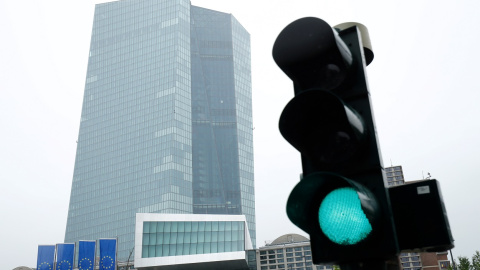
[1,0,480,269]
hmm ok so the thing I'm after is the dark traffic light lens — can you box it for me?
[318,187,372,245]
[317,63,346,91]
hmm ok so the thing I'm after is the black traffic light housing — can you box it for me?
[273,17,399,265]
[274,17,454,268]
[389,179,454,252]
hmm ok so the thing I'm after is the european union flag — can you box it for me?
[36,245,55,270]
[56,243,75,270]
[78,240,96,270]
[99,238,117,270]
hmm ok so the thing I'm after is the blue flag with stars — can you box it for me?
[78,240,96,270]
[36,245,55,270]
[56,243,75,270]
[99,238,117,270]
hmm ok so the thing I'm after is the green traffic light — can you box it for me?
[318,187,372,245]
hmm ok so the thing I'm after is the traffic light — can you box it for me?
[389,179,454,252]
[273,17,399,266]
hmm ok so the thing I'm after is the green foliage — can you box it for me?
[472,251,480,270]
[454,251,480,270]
[458,256,472,270]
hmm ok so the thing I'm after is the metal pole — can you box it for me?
[449,249,457,270]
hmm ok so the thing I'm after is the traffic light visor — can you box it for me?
[273,17,352,93]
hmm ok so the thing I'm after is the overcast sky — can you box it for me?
[1,0,480,269]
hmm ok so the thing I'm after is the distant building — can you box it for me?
[256,233,333,270]
[385,166,451,270]
[398,251,450,270]
[385,165,405,186]
[420,252,451,270]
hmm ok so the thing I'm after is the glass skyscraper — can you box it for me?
[64,0,255,260]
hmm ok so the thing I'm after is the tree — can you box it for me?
[458,256,472,270]
[471,251,480,270]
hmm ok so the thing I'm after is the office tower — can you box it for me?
[64,0,255,261]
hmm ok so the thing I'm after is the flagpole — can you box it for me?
[74,242,76,270]
[54,244,57,270]
[94,240,98,270]
[116,237,118,270]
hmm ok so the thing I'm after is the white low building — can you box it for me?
[135,213,255,270]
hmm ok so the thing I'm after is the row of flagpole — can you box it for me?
[36,238,117,270]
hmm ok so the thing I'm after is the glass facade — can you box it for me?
[65,0,255,261]
[141,221,245,258]
[190,6,256,246]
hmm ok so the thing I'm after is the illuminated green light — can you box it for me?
[318,187,372,245]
